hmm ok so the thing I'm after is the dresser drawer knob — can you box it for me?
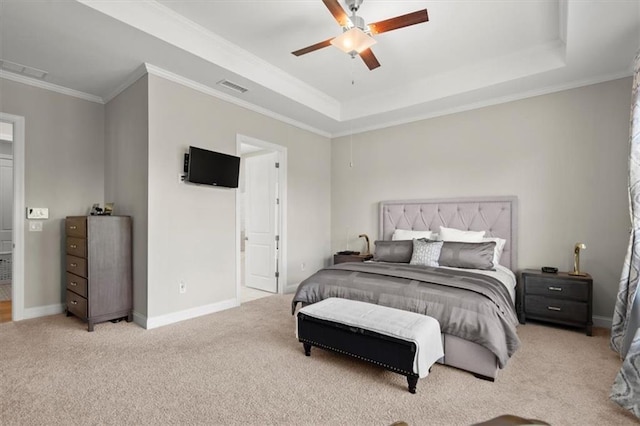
[69,225,77,230]
[70,300,78,305]
[69,244,77,249]
[548,286,562,291]
[70,263,77,267]
[547,306,561,311]
[70,281,77,286]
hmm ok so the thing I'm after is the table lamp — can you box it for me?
[569,243,587,276]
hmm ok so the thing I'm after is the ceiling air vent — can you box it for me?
[217,79,248,94]
[0,59,48,79]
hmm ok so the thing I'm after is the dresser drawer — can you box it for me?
[66,237,87,258]
[66,255,87,278]
[525,295,587,323]
[66,290,88,319]
[65,217,87,238]
[66,272,87,298]
[524,277,588,301]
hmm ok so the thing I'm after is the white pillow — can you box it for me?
[483,237,506,266]
[392,229,432,241]
[439,226,485,243]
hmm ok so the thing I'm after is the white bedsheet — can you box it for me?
[298,297,444,378]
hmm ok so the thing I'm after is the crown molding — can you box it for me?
[103,64,149,104]
[0,71,104,104]
[77,0,340,120]
[144,63,331,138]
[331,70,634,138]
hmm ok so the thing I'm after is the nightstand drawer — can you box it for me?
[525,295,587,323]
[66,290,88,319]
[66,272,88,298]
[524,277,588,301]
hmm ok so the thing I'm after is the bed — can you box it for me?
[292,196,520,381]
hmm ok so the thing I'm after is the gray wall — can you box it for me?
[0,78,105,309]
[331,77,632,320]
[146,74,331,318]
[105,75,149,318]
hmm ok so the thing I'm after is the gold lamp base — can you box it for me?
[569,271,587,276]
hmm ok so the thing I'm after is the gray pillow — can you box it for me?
[410,239,443,267]
[438,241,496,270]
[373,240,413,263]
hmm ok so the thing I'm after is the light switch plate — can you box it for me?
[26,207,48,219]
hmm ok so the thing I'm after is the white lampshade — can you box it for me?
[330,27,377,54]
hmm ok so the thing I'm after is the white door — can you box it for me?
[245,151,278,293]
[0,157,13,252]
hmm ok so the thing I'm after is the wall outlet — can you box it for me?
[301,262,306,271]
[179,281,186,294]
[28,221,43,232]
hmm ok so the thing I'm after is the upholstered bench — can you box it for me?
[296,298,443,393]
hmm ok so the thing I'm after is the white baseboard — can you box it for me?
[145,298,239,329]
[284,283,299,294]
[132,311,147,329]
[22,303,64,320]
[593,315,612,329]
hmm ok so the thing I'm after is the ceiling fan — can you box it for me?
[292,0,429,71]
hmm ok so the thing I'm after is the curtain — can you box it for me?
[610,50,640,418]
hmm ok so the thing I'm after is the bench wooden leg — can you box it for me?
[407,376,418,394]
[303,342,311,356]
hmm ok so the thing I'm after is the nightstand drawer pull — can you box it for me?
[70,300,78,305]
[70,263,77,267]
[70,281,77,286]
[547,306,561,311]
[548,286,563,291]
[69,244,77,249]
[69,225,77,230]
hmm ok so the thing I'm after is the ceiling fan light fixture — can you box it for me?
[330,27,376,54]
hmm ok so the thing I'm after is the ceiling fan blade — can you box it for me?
[368,9,429,35]
[359,48,381,70]
[292,38,334,56]
[322,0,350,27]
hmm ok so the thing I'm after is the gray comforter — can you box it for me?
[292,262,520,368]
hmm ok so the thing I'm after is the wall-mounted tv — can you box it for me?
[184,146,241,188]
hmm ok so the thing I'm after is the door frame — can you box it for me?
[236,134,287,301]
[0,112,25,321]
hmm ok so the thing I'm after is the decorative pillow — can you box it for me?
[410,239,443,267]
[373,240,414,263]
[438,241,496,270]
[392,229,432,241]
[483,237,506,266]
[439,226,485,243]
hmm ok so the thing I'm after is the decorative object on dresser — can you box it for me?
[65,215,133,332]
[569,242,587,276]
[519,269,593,336]
[333,251,373,264]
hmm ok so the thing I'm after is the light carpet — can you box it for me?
[0,294,637,425]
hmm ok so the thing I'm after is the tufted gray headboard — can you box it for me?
[379,196,518,270]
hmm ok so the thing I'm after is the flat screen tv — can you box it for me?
[185,146,240,188]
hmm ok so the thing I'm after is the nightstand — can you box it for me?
[333,253,373,264]
[519,269,593,336]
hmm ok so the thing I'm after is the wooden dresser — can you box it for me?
[519,269,593,336]
[65,215,133,331]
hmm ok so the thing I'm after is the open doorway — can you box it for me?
[236,134,287,304]
[0,120,14,323]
